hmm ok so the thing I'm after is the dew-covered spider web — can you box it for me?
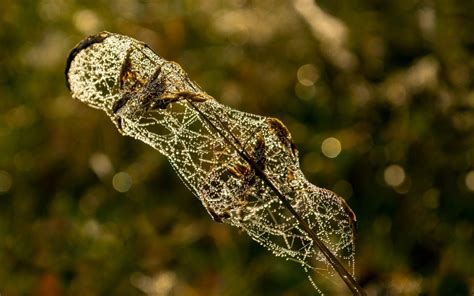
[66,32,356,293]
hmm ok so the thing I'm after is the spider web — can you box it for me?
[66,32,356,293]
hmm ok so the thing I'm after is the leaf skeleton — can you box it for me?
[65,31,363,295]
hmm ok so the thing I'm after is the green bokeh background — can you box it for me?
[0,0,473,295]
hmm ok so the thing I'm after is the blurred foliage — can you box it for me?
[0,0,473,295]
